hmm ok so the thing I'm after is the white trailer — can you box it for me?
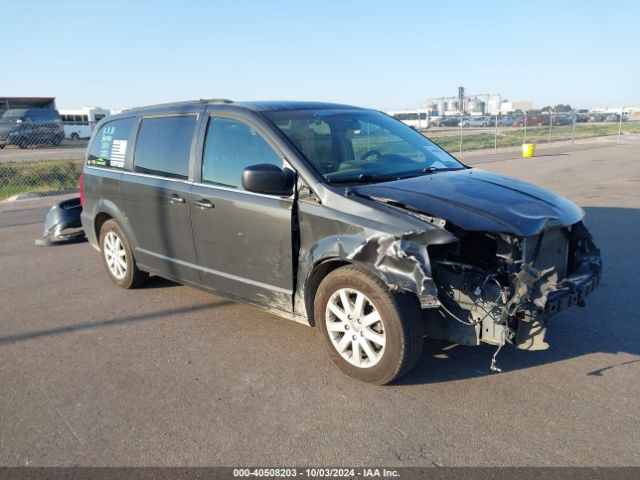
[386,110,433,130]
[59,107,111,140]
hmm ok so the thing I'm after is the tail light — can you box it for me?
[79,173,84,207]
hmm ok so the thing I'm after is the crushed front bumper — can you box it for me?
[515,254,601,351]
[543,263,601,316]
[36,197,85,245]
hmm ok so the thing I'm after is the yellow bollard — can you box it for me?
[522,143,535,158]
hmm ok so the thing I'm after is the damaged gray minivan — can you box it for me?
[81,100,601,384]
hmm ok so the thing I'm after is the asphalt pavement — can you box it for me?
[0,144,639,466]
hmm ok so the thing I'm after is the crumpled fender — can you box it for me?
[294,195,459,323]
[346,231,445,308]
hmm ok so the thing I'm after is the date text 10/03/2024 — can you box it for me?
[232,468,400,477]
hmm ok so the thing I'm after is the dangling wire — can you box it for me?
[438,273,504,326]
[490,327,507,373]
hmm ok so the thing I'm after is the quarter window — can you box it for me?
[134,115,197,179]
[202,117,282,189]
[87,117,135,169]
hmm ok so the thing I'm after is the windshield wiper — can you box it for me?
[328,173,408,184]
[420,166,464,174]
[328,167,464,185]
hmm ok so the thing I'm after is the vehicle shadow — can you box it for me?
[398,206,640,385]
[0,300,233,347]
[137,275,181,289]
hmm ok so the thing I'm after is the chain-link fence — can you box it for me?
[1,107,639,201]
[414,108,640,157]
[0,158,83,200]
[0,116,90,200]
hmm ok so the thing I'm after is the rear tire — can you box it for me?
[315,265,423,385]
[99,219,148,289]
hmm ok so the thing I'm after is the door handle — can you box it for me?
[167,194,186,205]
[193,199,215,210]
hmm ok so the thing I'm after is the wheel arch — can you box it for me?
[303,257,411,327]
[94,212,112,242]
[304,258,350,326]
[92,200,139,254]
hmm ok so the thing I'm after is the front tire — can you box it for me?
[315,265,423,385]
[99,219,148,289]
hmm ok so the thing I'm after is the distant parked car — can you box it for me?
[588,113,608,123]
[0,108,65,148]
[553,115,574,126]
[433,116,460,127]
[497,115,519,126]
[604,113,623,122]
[512,114,551,127]
[461,116,493,127]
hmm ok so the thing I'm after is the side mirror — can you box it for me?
[241,164,295,196]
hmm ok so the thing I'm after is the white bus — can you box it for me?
[59,107,111,140]
[386,110,433,130]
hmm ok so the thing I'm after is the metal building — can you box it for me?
[0,97,56,116]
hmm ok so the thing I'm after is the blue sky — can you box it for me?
[2,0,638,110]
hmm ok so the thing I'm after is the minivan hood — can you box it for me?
[351,169,584,237]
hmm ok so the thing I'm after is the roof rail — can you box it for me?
[128,98,234,111]
[201,98,233,104]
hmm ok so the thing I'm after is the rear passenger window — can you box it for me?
[134,115,197,179]
[88,117,135,169]
[202,117,282,189]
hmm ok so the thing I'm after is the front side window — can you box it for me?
[87,117,135,169]
[266,109,464,183]
[134,115,197,179]
[202,116,282,189]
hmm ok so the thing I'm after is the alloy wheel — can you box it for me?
[325,288,386,368]
[103,231,127,280]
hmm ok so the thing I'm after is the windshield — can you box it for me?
[264,109,464,183]
[0,110,27,125]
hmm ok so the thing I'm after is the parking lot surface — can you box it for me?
[1,144,639,466]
